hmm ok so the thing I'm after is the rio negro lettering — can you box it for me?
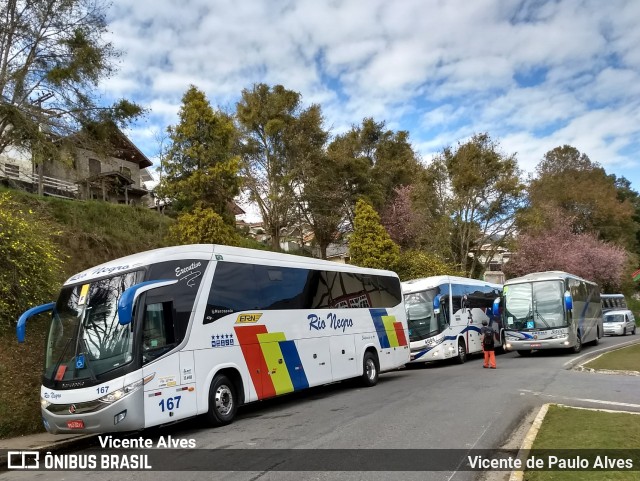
[308,313,354,332]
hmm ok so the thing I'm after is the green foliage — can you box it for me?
[527,145,637,251]
[236,83,306,249]
[0,193,64,335]
[395,249,463,281]
[0,0,143,161]
[158,85,241,221]
[429,133,525,275]
[349,199,400,270]
[167,205,241,246]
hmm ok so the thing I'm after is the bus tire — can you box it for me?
[455,340,466,364]
[205,374,237,426]
[571,335,582,354]
[517,350,531,357]
[361,351,379,387]
[499,332,507,354]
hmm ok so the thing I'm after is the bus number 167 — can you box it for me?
[159,396,181,412]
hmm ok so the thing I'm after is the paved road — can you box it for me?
[2,335,639,481]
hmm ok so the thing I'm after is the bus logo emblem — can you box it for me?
[236,313,262,324]
[69,404,76,414]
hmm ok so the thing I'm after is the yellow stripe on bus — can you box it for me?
[256,332,294,395]
[382,315,399,347]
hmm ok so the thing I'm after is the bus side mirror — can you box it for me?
[118,279,178,326]
[433,295,441,314]
[17,302,55,343]
[564,291,573,311]
[492,297,500,317]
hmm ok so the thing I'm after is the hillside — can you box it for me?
[0,188,174,438]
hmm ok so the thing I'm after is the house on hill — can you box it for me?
[0,126,153,205]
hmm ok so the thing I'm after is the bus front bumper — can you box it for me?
[505,338,571,351]
[41,388,145,434]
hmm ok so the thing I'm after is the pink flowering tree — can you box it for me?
[381,185,419,248]
[505,213,627,291]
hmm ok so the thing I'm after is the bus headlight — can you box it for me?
[550,334,568,339]
[98,379,143,404]
[41,398,51,409]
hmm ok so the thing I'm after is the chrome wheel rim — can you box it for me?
[366,358,376,381]
[215,385,233,416]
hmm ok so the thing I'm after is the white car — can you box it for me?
[603,309,637,336]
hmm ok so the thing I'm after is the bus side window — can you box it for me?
[142,301,175,363]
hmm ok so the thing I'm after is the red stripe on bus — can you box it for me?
[234,325,276,399]
[393,322,408,346]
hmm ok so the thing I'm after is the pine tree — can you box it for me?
[349,199,400,270]
[158,86,241,222]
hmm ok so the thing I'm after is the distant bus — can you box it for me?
[498,271,602,355]
[601,293,627,313]
[402,276,503,364]
[16,244,408,434]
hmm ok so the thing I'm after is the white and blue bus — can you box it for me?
[402,276,503,364]
[16,244,408,434]
[498,271,602,355]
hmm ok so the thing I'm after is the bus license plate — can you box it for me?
[530,343,542,348]
[67,420,84,429]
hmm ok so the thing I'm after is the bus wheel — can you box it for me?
[206,374,237,426]
[499,332,507,354]
[455,340,466,364]
[361,351,379,387]
[517,350,531,357]
[571,336,582,354]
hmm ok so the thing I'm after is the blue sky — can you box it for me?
[102,0,640,215]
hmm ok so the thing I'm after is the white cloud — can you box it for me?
[101,0,640,197]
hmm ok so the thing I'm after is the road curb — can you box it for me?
[508,403,550,481]
[563,338,640,370]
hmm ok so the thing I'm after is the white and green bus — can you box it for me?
[497,271,602,356]
[17,244,408,434]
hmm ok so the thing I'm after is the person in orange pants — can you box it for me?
[481,319,496,369]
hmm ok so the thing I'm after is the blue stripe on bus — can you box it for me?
[279,340,309,391]
[369,308,390,349]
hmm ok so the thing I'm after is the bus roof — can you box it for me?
[63,244,399,286]
[401,275,501,294]
[504,271,597,286]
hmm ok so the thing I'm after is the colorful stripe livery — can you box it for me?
[234,325,309,400]
[369,309,408,348]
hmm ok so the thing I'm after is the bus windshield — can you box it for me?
[44,271,144,384]
[404,288,446,341]
[504,281,566,330]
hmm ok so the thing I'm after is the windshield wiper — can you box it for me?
[534,307,551,329]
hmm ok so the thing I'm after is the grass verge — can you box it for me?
[583,344,640,372]
[524,405,640,480]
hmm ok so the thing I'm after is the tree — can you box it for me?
[157,86,241,220]
[286,104,340,259]
[0,0,142,168]
[527,145,637,250]
[429,133,525,275]
[167,205,240,246]
[381,185,420,248]
[327,118,422,229]
[395,250,463,282]
[504,206,628,291]
[236,84,312,250]
[349,199,399,270]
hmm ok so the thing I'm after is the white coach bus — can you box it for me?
[16,245,408,434]
[402,276,503,364]
[497,271,602,355]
